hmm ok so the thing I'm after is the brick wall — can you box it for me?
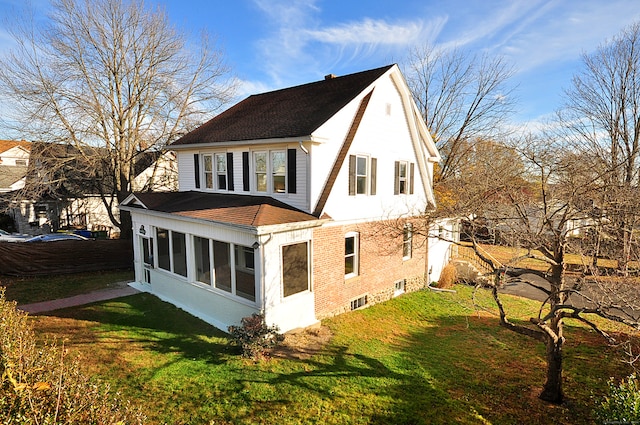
[313,219,427,319]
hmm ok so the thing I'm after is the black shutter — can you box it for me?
[194,154,200,189]
[242,152,250,191]
[348,155,356,196]
[370,157,377,195]
[287,148,297,194]
[226,152,234,191]
[394,161,399,195]
[409,162,415,194]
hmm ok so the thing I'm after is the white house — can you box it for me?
[120,64,447,333]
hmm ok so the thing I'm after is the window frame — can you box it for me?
[344,231,360,279]
[155,227,187,278]
[271,150,287,193]
[215,153,227,190]
[403,224,413,260]
[282,241,310,298]
[254,151,268,193]
[202,153,230,191]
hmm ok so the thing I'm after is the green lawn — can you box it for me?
[0,269,133,304]
[27,285,633,425]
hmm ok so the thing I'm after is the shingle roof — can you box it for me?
[0,140,30,155]
[128,191,319,227]
[171,65,394,146]
[0,165,27,189]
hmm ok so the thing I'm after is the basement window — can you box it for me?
[350,295,368,311]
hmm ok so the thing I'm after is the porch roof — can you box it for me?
[123,191,319,227]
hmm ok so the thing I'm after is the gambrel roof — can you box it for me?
[171,65,394,146]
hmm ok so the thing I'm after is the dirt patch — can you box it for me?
[270,325,333,360]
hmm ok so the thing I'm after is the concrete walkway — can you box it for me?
[19,282,140,314]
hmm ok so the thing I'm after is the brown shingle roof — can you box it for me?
[171,65,394,146]
[129,191,319,227]
[0,140,30,154]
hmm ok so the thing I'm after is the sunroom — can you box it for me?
[120,191,323,333]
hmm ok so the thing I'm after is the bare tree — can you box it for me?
[453,135,640,404]
[404,44,516,183]
[558,21,640,272]
[0,0,235,238]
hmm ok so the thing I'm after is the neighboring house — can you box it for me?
[0,140,30,193]
[0,140,177,236]
[120,64,446,333]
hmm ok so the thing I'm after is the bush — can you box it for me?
[595,374,640,424]
[0,288,145,424]
[434,263,458,289]
[228,313,284,360]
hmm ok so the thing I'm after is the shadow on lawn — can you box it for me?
[38,292,232,365]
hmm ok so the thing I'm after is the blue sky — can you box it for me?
[1,0,640,128]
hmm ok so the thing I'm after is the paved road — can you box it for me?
[498,272,640,322]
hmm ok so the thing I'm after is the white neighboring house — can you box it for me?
[120,64,451,333]
[0,140,177,236]
[0,140,30,193]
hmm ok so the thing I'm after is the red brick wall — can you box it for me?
[312,219,426,319]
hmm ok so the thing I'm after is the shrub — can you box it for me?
[434,263,458,289]
[228,313,284,360]
[0,287,145,424]
[594,374,640,424]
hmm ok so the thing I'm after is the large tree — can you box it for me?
[440,135,640,404]
[404,44,516,184]
[0,0,234,238]
[558,21,640,272]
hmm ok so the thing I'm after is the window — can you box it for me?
[403,224,412,260]
[394,161,415,195]
[194,236,211,285]
[172,231,187,277]
[271,151,286,193]
[394,279,406,296]
[348,155,376,196]
[15,159,27,166]
[282,242,309,297]
[192,237,256,302]
[345,232,359,278]
[202,153,230,190]
[213,240,232,292]
[234,245,255,301]
[157,228,170,271]
[255,152,267,192]
[350,295,368,310]
[203,154,213,189]
[215,153,227,190]
[155,228,186,277]
[356,156,368,194]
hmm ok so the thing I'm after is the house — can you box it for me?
[0,141,177,236]
[0,140,30,193]
[120,64,445,333]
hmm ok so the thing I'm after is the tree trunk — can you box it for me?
[540,336,564,403]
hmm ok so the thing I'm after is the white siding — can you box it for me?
[177,151,196,191]
[175,145,310,212]
[129,210,319,333]
[315,73,429,221]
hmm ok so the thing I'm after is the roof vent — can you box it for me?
[324,73,337,80]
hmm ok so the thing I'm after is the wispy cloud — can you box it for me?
[249,0,438,88]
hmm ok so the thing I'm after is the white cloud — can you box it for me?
[250,0,439,87]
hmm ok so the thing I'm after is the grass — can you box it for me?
[0,269,133,304]
[24,284,635,425]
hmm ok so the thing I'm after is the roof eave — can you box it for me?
[168,135,314,151]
